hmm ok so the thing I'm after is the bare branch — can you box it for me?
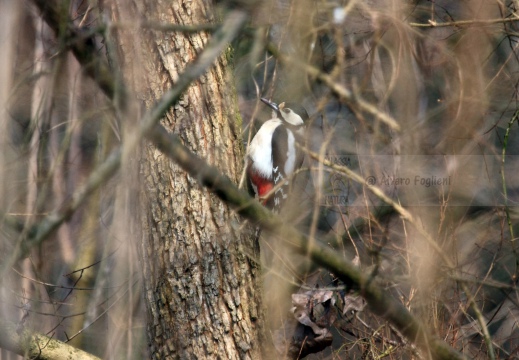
[266,43,401,131]
[10,1,249,264]
[146,123,467,360]
[0,318,101,360]
[410,16,519,28]
[302,147,497,358]
[31,0,119,102]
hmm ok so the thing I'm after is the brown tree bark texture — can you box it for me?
[112,1,262,359]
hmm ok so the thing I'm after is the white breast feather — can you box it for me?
[248,119,282,178]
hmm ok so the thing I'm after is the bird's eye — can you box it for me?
[282,108,290,114]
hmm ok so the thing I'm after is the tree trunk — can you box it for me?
[110,1,263,358]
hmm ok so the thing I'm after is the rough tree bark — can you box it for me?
[110,0,263,358]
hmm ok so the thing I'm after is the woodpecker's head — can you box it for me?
[261,98,309,127]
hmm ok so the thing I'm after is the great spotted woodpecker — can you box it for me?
[247,98,309,211]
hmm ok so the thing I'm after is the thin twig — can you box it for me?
[501,110,519,274]
[410,16,519,28]
[302,146,495,360]
[266,43,401,131]
[147,123,467,360]
[12,2,249,265]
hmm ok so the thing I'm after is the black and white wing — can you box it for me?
[270,125,291,211]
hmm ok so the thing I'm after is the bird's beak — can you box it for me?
[260,98,279,112]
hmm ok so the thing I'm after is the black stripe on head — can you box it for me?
[283,103,309,123]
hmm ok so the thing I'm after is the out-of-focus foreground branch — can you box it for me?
[265,43,401,131]
[31,0,119,102]
[20,1,468,359]
[0,318,101,360]
[148,125,467,360]
[6,0,249,265]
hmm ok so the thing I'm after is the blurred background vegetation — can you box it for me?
[1,0,519,359]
